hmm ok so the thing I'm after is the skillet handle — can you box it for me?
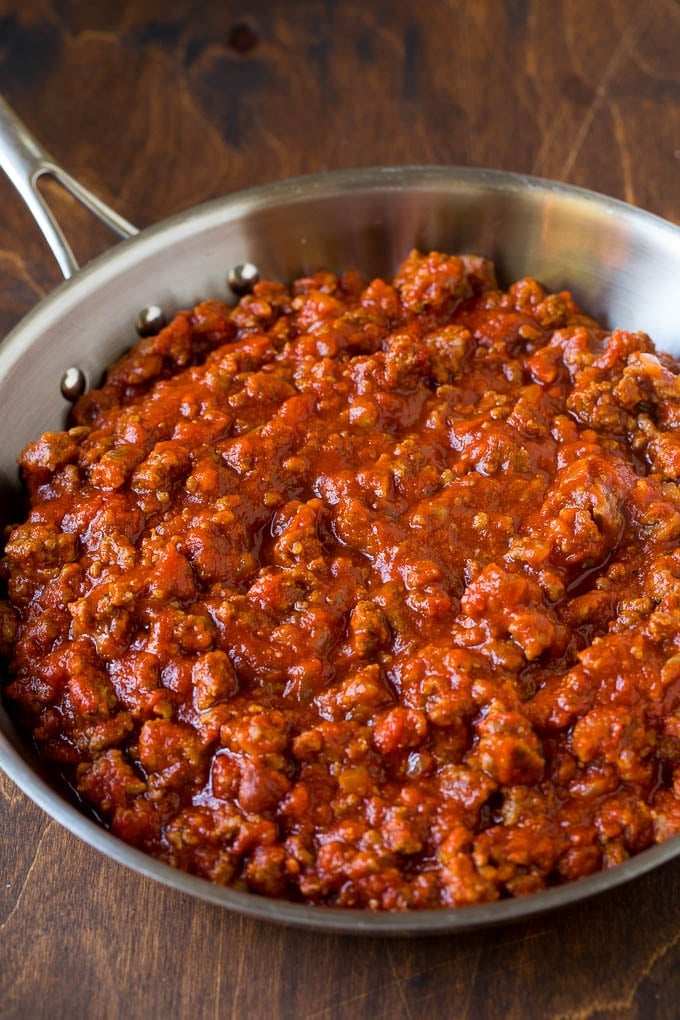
[0,95,138,280]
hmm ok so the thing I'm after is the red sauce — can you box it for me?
[2,250,680,909]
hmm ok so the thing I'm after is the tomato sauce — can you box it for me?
[2,250,680,909]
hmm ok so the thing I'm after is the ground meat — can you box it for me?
[2,250,680,911]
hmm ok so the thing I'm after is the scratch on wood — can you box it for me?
[561,925,680,1020]
[531,103,568,175]
[385,942,415,1020]
[0,773,30,808]
[456,947,481,1019]
[257,119,295,168]
[212,918,225,1020]
[392,928,547,1016]
[303,982,403,1020]
[494,927,549,950]
[227,920,248,1020]
[0,821,56,932]
[619,0,680,82]
[609,101,635,204]
[458,15,474,165]
[0,250,46,301]
[560,6,654,181]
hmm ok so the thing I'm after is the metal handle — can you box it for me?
[0,96,138,280]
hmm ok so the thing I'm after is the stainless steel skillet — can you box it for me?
[1,97,679,935]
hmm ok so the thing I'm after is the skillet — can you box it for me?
[1,96,680,934]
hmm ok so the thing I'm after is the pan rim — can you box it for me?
[3,161,680,355]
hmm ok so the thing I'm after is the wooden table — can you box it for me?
[1,2,679,1016]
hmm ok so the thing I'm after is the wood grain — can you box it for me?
[1,1,679,1017]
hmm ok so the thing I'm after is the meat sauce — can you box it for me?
[2,250,680,909]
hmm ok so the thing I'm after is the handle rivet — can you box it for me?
[135,305,166,337]
[60,367,87,402]
[228,263,260,296]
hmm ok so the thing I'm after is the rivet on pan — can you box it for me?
[228,263,260,296]
[60,367,87,402]
[135,305,166,337]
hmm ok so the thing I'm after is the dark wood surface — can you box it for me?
[1,2,680,1017]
